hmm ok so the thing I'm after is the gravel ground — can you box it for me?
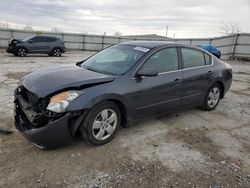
[0,50,250,188]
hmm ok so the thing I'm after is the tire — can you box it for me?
[202,83,221,111]
[16,47,27,57]
[52,48,62,57]
[80,101,121,146]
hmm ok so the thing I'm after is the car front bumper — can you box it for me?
[14,112,74,149]
[6,46,17,54]
[14,89,75,149]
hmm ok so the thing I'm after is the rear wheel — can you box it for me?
[52,48,62,57]
[80,101,121,146]
[202,83,221,111]
[17,48,27,57]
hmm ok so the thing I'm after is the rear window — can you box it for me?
[181,48,205,69]
[42,37,57,42]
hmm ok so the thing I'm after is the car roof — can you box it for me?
[121,41,211,52]
[34,35,58,39]
[121,41,178,49]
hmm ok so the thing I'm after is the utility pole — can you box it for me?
[166,26,169,37]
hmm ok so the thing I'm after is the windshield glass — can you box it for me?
[81,44,148,75]
[22,36,34,42]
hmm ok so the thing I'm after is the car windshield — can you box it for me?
[81,44,148,75]
[22,36,34,42]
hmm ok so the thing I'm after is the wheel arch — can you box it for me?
[215,80,225,99]
[71,95,129,137]
[209,80,225,99]
[52,47,63,52]
[16,45,28,53]
[85,96,129,127]
[107,99,128,127]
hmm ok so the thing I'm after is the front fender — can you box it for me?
[66,93,128,111]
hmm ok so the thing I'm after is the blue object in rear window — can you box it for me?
[198,44,221,59]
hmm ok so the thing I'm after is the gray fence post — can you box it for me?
[11,30,14,38]
[101,35,105,50]
[232,33,239,60]
[61,33,64,43]
[209,38,212,45]
[82,34,85,50]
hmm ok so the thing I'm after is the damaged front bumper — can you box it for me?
[6,46,17,54]
[14,87,82,149]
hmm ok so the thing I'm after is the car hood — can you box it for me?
[21,65,116,97]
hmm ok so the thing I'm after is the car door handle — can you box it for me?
[170,79,180,86]
[207,71,214,75]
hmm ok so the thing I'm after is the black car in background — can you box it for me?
[14,41,232,149]
[7,35,65,57]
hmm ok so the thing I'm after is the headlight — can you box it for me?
[46,91,81,113]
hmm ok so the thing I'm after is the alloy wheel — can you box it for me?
[53,49,61,56]
[207,87,220,108]
[92,109,118,141]
[17,48,27,57]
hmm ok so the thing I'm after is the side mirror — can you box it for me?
[28,40,33,43]
[136,68,158,77]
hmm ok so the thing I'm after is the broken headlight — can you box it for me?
[46,91,82,113]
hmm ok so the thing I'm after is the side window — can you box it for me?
[32,37,43,42]
[31,37,39,42]
[46,37,57,42]
[142,48,179,73]
[181,48,205,68]
[204,53,212,65]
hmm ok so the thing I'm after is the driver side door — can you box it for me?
[128,47,183,118]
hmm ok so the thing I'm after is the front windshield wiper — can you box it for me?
[76,61,84,67]
[81,65,117,76]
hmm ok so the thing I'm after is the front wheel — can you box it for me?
[16,48,27,57]
[80,101,121,146]
[202,83,221,111]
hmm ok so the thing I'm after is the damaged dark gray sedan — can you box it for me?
[14,41,232,149]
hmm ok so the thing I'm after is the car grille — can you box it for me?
[20,86,48,112]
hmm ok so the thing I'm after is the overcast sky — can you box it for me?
[0,0,249,38]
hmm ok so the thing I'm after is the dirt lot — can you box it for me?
[0,50,250,188]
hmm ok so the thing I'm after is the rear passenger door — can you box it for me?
[180,47,214,106]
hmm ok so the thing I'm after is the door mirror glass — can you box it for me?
[137,68,158,77]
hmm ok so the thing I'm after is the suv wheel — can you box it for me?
[52,48,62,57]
[17,48,27,57]
[80,101,121,146]
[202,83,221,111]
